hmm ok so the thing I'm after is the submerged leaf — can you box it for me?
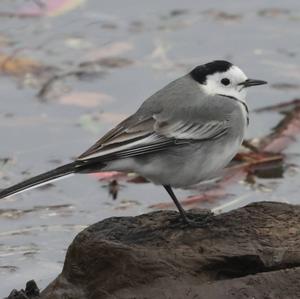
[202,9,243,21]
[84,42,134,61]
[79,112,127,133]
[255,99,300,153]
[80,57,134,69]
[271,83,300,90]
[59,92,113,108]
[37,69,106,100]
[100,112,127,125]
[19,0,87,17]
[91,171,141,183]
[79,114,102,134]
[0,53,41,76]
[258,8,290,18]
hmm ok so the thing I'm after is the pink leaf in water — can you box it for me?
[90,171,129,181]
[19,0,86,17]
[84,42,134,61]
[59,92,113,108]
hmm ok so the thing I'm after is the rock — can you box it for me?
[6,280,40,299]
[29,203,300,298]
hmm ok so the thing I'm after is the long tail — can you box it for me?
[0,161,93,199]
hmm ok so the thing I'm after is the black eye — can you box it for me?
[221,78,230,86]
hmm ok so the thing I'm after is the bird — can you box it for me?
[0,60,267,223]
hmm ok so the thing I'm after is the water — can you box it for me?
[0,0,300,295]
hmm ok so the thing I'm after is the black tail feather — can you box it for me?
[0,161,79,199]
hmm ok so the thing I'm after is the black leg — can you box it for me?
[163,185,189,223]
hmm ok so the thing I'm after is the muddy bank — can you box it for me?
[7,202,300,299]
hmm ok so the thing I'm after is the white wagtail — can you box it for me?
[0,60,267,223]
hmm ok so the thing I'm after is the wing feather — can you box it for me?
[77,114,229,161]
[156,119,228,140]
[78,116,155,159]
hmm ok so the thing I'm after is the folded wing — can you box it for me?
[77,114,229,161]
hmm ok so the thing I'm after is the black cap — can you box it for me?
[190,60,233,84]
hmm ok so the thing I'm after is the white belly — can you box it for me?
[104,134,243,188]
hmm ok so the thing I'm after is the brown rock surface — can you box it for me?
[40,202,300,299]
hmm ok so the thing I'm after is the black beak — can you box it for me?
[238,79,267,88]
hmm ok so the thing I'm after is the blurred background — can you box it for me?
[0,0,300,295]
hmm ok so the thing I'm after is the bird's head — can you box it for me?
[190,60,267,102]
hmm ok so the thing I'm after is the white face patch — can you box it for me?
[199,65,248,102]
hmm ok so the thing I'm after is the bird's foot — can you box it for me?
[169,210,213,228]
